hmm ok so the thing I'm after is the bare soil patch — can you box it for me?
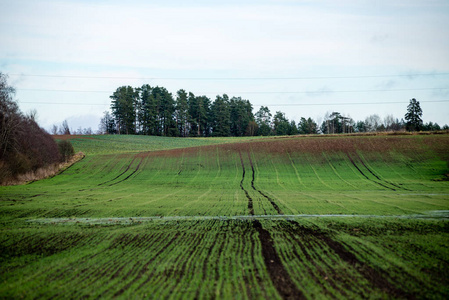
[52,135,95,140]
[253,220,304,299]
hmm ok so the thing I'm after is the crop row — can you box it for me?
[1,134,448,298]
[1,220,279,298]
[1,136,448,221]
[1,217,447,298]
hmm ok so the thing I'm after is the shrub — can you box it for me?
[0,73,62,184]
[58,140,75,162]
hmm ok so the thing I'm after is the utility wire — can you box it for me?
[18,100,449,106]
[16,87,449,94]
[9,72,449,80]
[267,100,449,106]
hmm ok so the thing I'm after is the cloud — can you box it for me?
[2,0,448,72]
[370,34,389,43]
[2,0,449,128]
[431,87,449,98]
[375,80,397,90]
[9,73,26,87]
[306,86,334,97]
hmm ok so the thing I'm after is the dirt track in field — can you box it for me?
[238,150,303,299]
[108,157,144,186]
[247,151,284,215]
[237,147,415,299]
[345,152,396,191]
[94,155,145,187]
[97,156,139,186]
[278,221,413,299]
[238,151,254,215]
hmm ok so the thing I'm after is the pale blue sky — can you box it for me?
[1,0,448,131]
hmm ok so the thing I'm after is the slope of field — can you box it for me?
[55,134,264,155]
[1,134,448,299]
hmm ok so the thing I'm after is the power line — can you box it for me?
[18,100,449,106]
[16,87,449,94]
[20,102,107,106]
[267,100,449,106]
[9,72,449,80]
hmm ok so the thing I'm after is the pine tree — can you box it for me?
[230,97,254,136]
[110,86,138,134]
[188,93,210,137]
[405,98,423,131]
[273,111,289,135]
[175,89,189,137]
[138,84,157,135]
[255,106,272,136]
[211,94,231,137]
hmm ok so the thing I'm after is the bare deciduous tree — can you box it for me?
[61,120,71,135]
[0,73,22,159]
[51,124,59,135]
[364,114,381,132]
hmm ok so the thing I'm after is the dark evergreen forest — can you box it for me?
[102,85,319,137]
[101,85,445,137]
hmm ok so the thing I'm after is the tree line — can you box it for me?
[50,120,93,136]
[100,85,321,137]
[318,98,445,133]
[100,85,447,137]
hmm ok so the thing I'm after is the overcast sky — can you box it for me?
[1,0,449,131]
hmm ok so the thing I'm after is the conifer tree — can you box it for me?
[405,98,423,131]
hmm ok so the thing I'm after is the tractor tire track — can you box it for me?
[238,151,254,215]
[238,151,303,299]
[96,156,138,186]
[288,221,413,299]
[354,152,411,191]
[108,157,144,186]
[284,221,371,297]
[346,153,396,191]
[247,152,284,215]
[253,220,304,299]
[278,222,349,297]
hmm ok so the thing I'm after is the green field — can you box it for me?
[1,134,448,299]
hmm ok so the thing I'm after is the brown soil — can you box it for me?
[52,134,95,140]
[143,134,449,168]
[238,151,254,215]
[287,221,414,299]
[238,149,303,299]
[253,220,305,299]
[247,151,284,215]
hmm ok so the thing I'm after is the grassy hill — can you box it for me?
[1,134,448,298]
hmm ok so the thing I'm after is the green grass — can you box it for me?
[1,134,448,299]
[63,134,264,155]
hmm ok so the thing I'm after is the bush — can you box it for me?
[58,140,75,162]
[0,73,63,184]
